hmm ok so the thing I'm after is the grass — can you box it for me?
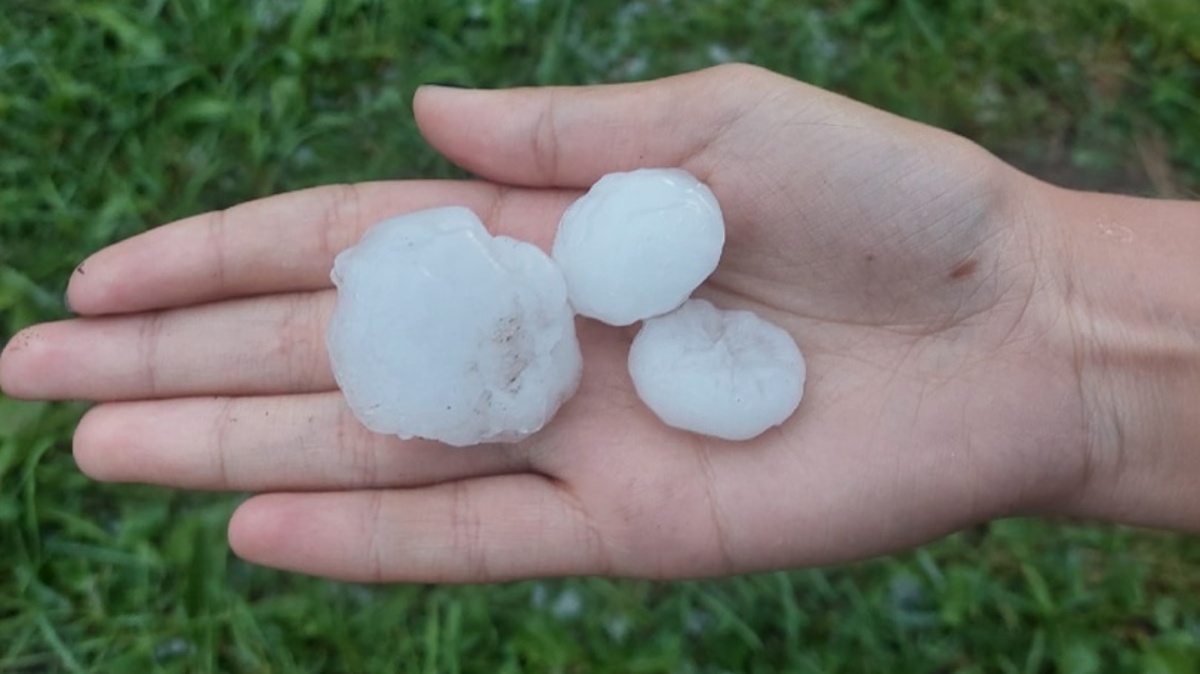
[2,0,1200,671]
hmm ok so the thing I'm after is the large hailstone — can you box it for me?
[326,207,582,447]
[552,168,725,326]
[628,299,806,441]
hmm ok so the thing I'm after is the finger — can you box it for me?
[413,63,781,188]
[228,477,608,583]
[66,181,576,316]
[72,393,531,491]
[2,291,336,401]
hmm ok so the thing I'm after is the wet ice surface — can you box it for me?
[326,207,582,447]
[628,299,806,441]
[552,168,725,326]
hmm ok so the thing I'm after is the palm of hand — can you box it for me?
[0,65,1083,581]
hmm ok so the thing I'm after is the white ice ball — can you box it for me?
[628,299,806,441]
[327,206,583,447]
[552,168,725,326]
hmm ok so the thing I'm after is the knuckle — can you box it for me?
[138,312,167,396]
[272,293,329,390]
[449,482,490,580]
[531,93,561,184]
[360,490,387,583]
[321,184,363,259]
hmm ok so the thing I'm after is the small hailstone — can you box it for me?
[628,299,805,441]
[326,206,582,447]
[552,168,725,326]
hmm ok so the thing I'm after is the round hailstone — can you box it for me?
[628,299,806,441]
[552,168,725,326]
[327,206,582,447]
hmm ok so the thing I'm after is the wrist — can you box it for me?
[1034,181,1200,529]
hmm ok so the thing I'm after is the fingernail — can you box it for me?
[422,82,474,90]
[64,263,85,314]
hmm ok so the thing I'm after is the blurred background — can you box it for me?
[2,0,1199,671]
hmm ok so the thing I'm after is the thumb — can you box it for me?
[412,64,779,188]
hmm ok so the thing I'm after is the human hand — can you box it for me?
[0,65,1096,581]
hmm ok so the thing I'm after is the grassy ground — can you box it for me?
[3,0,1200,671]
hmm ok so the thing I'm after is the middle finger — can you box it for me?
[9,290,335,401]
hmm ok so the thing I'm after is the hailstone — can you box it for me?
[628,299,806,441]
[552,168,725,326]
[326,207,582,447]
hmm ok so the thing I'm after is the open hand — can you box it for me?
[0,65,1087,582]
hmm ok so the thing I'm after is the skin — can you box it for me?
[1,64,1197,582]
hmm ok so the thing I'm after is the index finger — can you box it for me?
[66,181,575,316]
